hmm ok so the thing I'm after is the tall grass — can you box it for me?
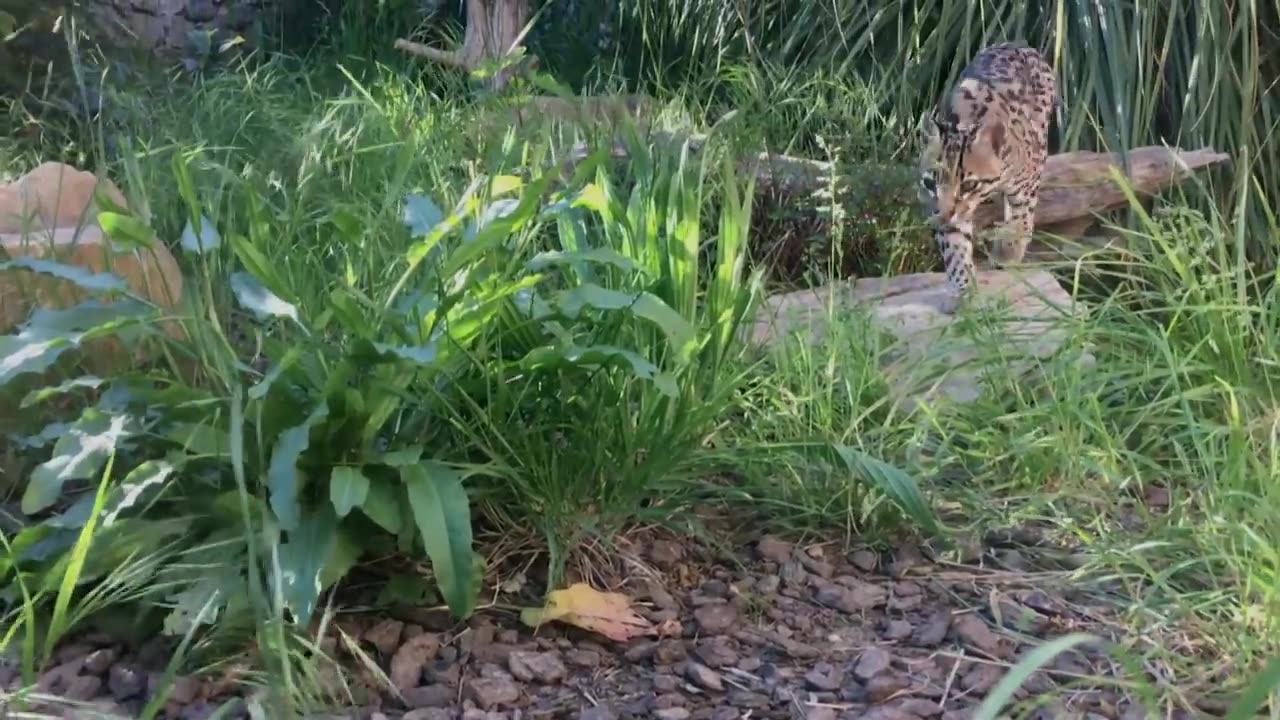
[610,0,1279,259]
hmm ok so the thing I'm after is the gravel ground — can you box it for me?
[2,528,1199,720]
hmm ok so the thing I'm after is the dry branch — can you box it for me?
[395,0,532,90]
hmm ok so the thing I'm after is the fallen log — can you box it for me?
[476,94,1230,272]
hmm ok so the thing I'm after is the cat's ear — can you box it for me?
[977,119,1006,155]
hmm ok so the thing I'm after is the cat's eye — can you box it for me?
[920,175,937,193]
[960,179,979,193]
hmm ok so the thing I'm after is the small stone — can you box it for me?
[654,709,690,720]
[854,647,893,680]
[961,665,1003,694]
[655,693,686,709]
[815,581,887,613]
[897,698,944,717]
[798,553,834,579]
[755,575,780,594]
[693,638,738,668]
[685,661,723,692]
[168,675,201,704]
[692,604,738,635]
[851,549,879,572]
[37,659,81,693]
[108,664,145,701]
[466,671,520,709]
[806,708,838,720]
[646,582,680,611]
[507,651,566,684]
[756,536,793,564]
[700,579,729,598]
[624,641,658,662]
[737,657,762,673]
[780,559,809,586]
[654,640,688,665]
[653,673,679,692]
[650,540,685,568]
[82,647,117,676]
[911,611,951,647]
[403,685,453,708]
[803,663,842,691]
[54,643,93,665]
[861,707,916,720]
[565,649,602,667]
[391,633,441,690]
[403,710,452,720]
[179,702,217,720]
[866,674,909,703]
[63,700,131,719]
[64,674,103,701]
[952,614,1005,658]
[364,618,405,656]
[885,620,914,641]
[579,706,618,720]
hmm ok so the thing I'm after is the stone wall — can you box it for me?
[87,0,268,57]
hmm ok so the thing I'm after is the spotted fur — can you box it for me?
[919,42,1057,312]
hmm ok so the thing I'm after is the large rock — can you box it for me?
[746,270,1090,408]
[1,162,186,371]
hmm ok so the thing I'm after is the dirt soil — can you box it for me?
[3,526,1205,720]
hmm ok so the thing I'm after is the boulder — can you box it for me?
[746,270,1091,408]
[1,162,186,372]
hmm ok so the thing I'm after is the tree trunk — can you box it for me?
[395,0,531,91]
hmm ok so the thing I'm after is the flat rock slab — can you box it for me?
[746,270,1090,407]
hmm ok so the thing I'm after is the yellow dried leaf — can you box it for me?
[519,582,657,642]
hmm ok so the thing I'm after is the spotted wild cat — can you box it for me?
[918,41,1058,312]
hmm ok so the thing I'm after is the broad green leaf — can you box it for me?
[267,403,329,531]
[228,233,280,293]
[402,461,476,619]
[21,375,105,408]
[380,446,424,468]
[360,476,403,534]
[519,344,677,396]
[0,329,77,386]
[23,409,139,514]
[403,193,444,239]
[831,445,940,534]
[162,573,231,636]
[102,458,178,526]
[370,341,439,366]
[376,574,439,606]
[164,422,230,458]
[319,523,363,589]
[0,257,127,293]
[330,466,370,517]
[230,272,300,324]
[276,504,338,624]
[179,214,222,254]
[248,346,302,400]
[98,211,155,250]
[24,298,153,333]
[461,198,520,242]
[556,284,697,359]
[526,248,645,276]
[47,457,178,529]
